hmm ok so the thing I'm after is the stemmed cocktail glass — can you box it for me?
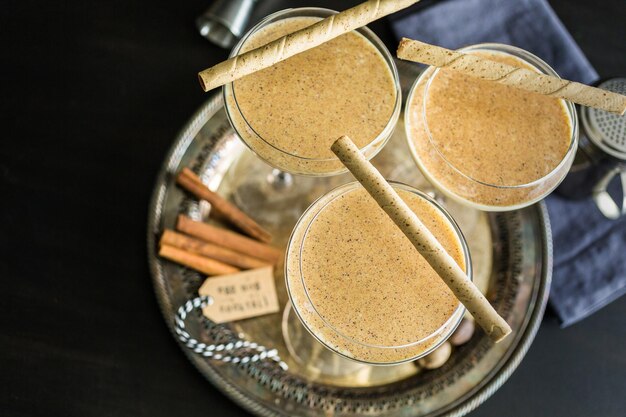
[223,7,400,225]
[404,43,579,211]
[285,181,472,366]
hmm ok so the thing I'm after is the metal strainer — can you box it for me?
[557,77,626,219]
[582,78,626,160]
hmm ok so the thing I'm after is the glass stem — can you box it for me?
[267,169,294,191]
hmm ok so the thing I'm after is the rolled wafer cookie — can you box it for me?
[198,0,420,92]
[397,38,626,115]
[331,136,512,343]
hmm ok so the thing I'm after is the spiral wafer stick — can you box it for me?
[197,0,420,92]
[331,136,512,343]
[397,38,626,115]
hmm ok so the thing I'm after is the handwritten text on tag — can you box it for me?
[198,266,279,323]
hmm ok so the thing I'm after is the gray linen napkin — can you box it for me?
[391,0,626,326]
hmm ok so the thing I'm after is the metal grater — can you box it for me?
[557,78,626,219]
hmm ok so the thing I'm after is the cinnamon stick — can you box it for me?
[177,215,282,264]
[160,229,268,270]
[397,38,626,115]
[197,0,420,92]
[176,168,272,243]
[331,136,511,343]
[159,244,240,276]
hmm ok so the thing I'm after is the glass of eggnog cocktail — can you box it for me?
[285,182,471,365]
[405,44,579,211]
[224,8,401,176]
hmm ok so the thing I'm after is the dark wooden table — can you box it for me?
[2,0,625,416]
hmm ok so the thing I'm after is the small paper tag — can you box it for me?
[198,266,279,323]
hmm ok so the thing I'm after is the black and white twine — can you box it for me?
[175,295,288,370]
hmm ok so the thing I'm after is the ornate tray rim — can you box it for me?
[147,93,553,417]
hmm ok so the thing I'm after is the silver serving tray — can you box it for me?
[148,81,552,416]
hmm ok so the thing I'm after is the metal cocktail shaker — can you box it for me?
[196,0,258,49]
[557,77,626,219]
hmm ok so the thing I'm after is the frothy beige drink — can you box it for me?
[225,15,397,175]
[286,184,467,364]
[406,47,575,210]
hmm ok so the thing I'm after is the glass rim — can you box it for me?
[223,7,402,163]
[285,181,471,353]
[414,42,579,190]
